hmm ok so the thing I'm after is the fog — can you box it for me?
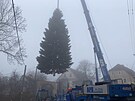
[1,0,135,78]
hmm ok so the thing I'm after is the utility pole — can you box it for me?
[35,67,38,81]
[34,67,38,99]
[20,65,27,101]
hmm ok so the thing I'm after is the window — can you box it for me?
[119,71,121,74]
[124,79,126,83]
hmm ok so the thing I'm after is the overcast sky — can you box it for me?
[1,0,135,77]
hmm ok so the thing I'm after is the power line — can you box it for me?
[127,0,134,54]
[131,0,135,53]
[127,0,135,55]
[131,0,135,54]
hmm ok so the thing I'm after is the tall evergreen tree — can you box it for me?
[37,9,73,76]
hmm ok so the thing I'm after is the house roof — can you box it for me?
[109,64,135,77]
[47,74,61,81]
[69,68,87,80]
[56,68,87,81]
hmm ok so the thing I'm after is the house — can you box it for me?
[56,68,88,94]
[36,80,57,97]
[109,64,135,84]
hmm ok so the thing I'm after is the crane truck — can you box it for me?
[65,0,135,101]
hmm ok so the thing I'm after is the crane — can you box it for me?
[64,1,135,101]
[80,0,111,82]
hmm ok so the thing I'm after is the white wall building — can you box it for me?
[56,68,87,94]
[109,64,135,84]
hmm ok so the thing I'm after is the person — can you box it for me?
[66,89,73,101]
[66,91,71,101]
[54,94,57,101]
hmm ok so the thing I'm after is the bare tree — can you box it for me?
[21,71,47,101]
[0,0,26,64]
[76,60,95,82]
[27,71,47,81]
[9,71,21,101]
[0,70,47,101]
[0,74,10,101]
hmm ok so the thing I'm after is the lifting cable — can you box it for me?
[89,3,113,71]
[11,0,25,65]
[97,32,112,69]
[92,18,112,69]
[127,0,135,56]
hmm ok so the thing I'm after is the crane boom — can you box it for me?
[80,0,111,82]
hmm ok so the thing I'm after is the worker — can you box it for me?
[66,88,73,101]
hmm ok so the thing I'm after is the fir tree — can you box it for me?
[37,9,73,76]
